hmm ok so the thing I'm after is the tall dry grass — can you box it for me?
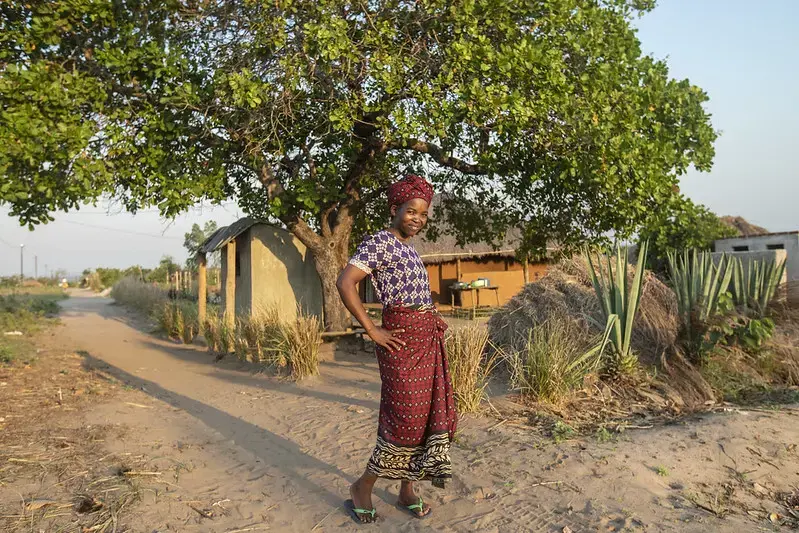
[111,277,167,315]
[445,325,496,413]
[155,301,199,343]
[205,307,321,380]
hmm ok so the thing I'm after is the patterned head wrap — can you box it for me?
[387,174,434,209]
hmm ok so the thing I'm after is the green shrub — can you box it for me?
[503,316,614,404]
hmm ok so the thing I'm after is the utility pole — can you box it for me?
[35,255,38,279]
[19,244,24,281]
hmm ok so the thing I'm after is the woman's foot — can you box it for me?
[349,479,377,523]
[397,481,431,518]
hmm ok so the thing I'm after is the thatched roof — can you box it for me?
[720,216,769,237]
[413,195,548,264]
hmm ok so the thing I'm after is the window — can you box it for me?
[732,245,749,252]
[767,244,785,250]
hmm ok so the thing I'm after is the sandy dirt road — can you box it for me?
[55,290,799,532]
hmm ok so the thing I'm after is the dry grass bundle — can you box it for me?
[205,307,321,380]
[445,325,495,413]
[280,314,321,380]
[489,256,680,367]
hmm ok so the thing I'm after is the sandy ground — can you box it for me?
[20,290,798,531]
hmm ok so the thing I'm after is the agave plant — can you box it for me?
[667,250,734,334]
[585,242,649,373]
[729,255,786,316]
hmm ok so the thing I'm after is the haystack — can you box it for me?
[488,256,680,366]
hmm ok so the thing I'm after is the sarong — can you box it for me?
[366,306,457,487]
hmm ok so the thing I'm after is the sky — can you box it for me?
[1,0,797,277]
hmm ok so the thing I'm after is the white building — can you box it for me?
[714,231,799,304]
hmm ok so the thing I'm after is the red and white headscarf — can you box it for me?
[387,174,434,209]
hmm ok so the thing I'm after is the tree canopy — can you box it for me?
[1,0,717,328]
[639,194,736,273]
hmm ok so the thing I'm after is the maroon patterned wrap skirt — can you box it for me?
[366,306,457,487]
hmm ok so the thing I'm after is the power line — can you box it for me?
[61,219,184,239]
[73,201,238,216]
[0,235,17,249]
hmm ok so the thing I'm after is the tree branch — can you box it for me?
[388,138,487,174]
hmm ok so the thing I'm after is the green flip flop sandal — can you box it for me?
[345,499,377,524]
[398,496,431,519]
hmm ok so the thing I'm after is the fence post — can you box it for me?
[198,254,207,326]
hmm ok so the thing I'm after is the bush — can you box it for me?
[155,301,199,342]
[501,316,613,404]
[445,325,496,413]
[111,277,168,315]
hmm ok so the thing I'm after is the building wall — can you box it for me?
[426,257,547,307]
[249,225,324,319]
[715,233,799,303]
[219,232,254,316]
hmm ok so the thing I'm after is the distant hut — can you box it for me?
[199,218,323,322]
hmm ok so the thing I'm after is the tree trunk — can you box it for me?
[290,209,356,332]
[312,244,351,332]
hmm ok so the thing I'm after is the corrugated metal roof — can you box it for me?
[199,217,257,253]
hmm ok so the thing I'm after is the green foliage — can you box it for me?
[595,427,614,443]
[552,421,576,443]
[639,195,736,273]
[729,256,786,317]
[669,251,784,360]
[668,250,734,355]
[156,301,199,342]
[0,292,64,366]
[707,316,775,354]
[146,256,182,284]
[2,0,718,328]
[184,221,219,270]
[655,465,669,477]
[503,316,615,403]
[586,242,648,373]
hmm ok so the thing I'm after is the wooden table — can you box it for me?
[450,286,501,319]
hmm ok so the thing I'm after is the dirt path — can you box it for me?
[57,291,799,532]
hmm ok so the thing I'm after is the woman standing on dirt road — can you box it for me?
[336,174,457,524]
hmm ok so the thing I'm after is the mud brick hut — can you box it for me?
[199,218,324,323]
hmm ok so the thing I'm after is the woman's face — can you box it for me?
[391,198,430,239]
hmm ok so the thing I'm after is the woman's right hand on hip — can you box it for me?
[368,327,406,353]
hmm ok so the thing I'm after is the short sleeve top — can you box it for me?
[348,230,433,308]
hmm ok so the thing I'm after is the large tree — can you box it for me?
[0,0,716,329]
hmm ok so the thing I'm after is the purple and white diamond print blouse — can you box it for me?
[348,230,434,308]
